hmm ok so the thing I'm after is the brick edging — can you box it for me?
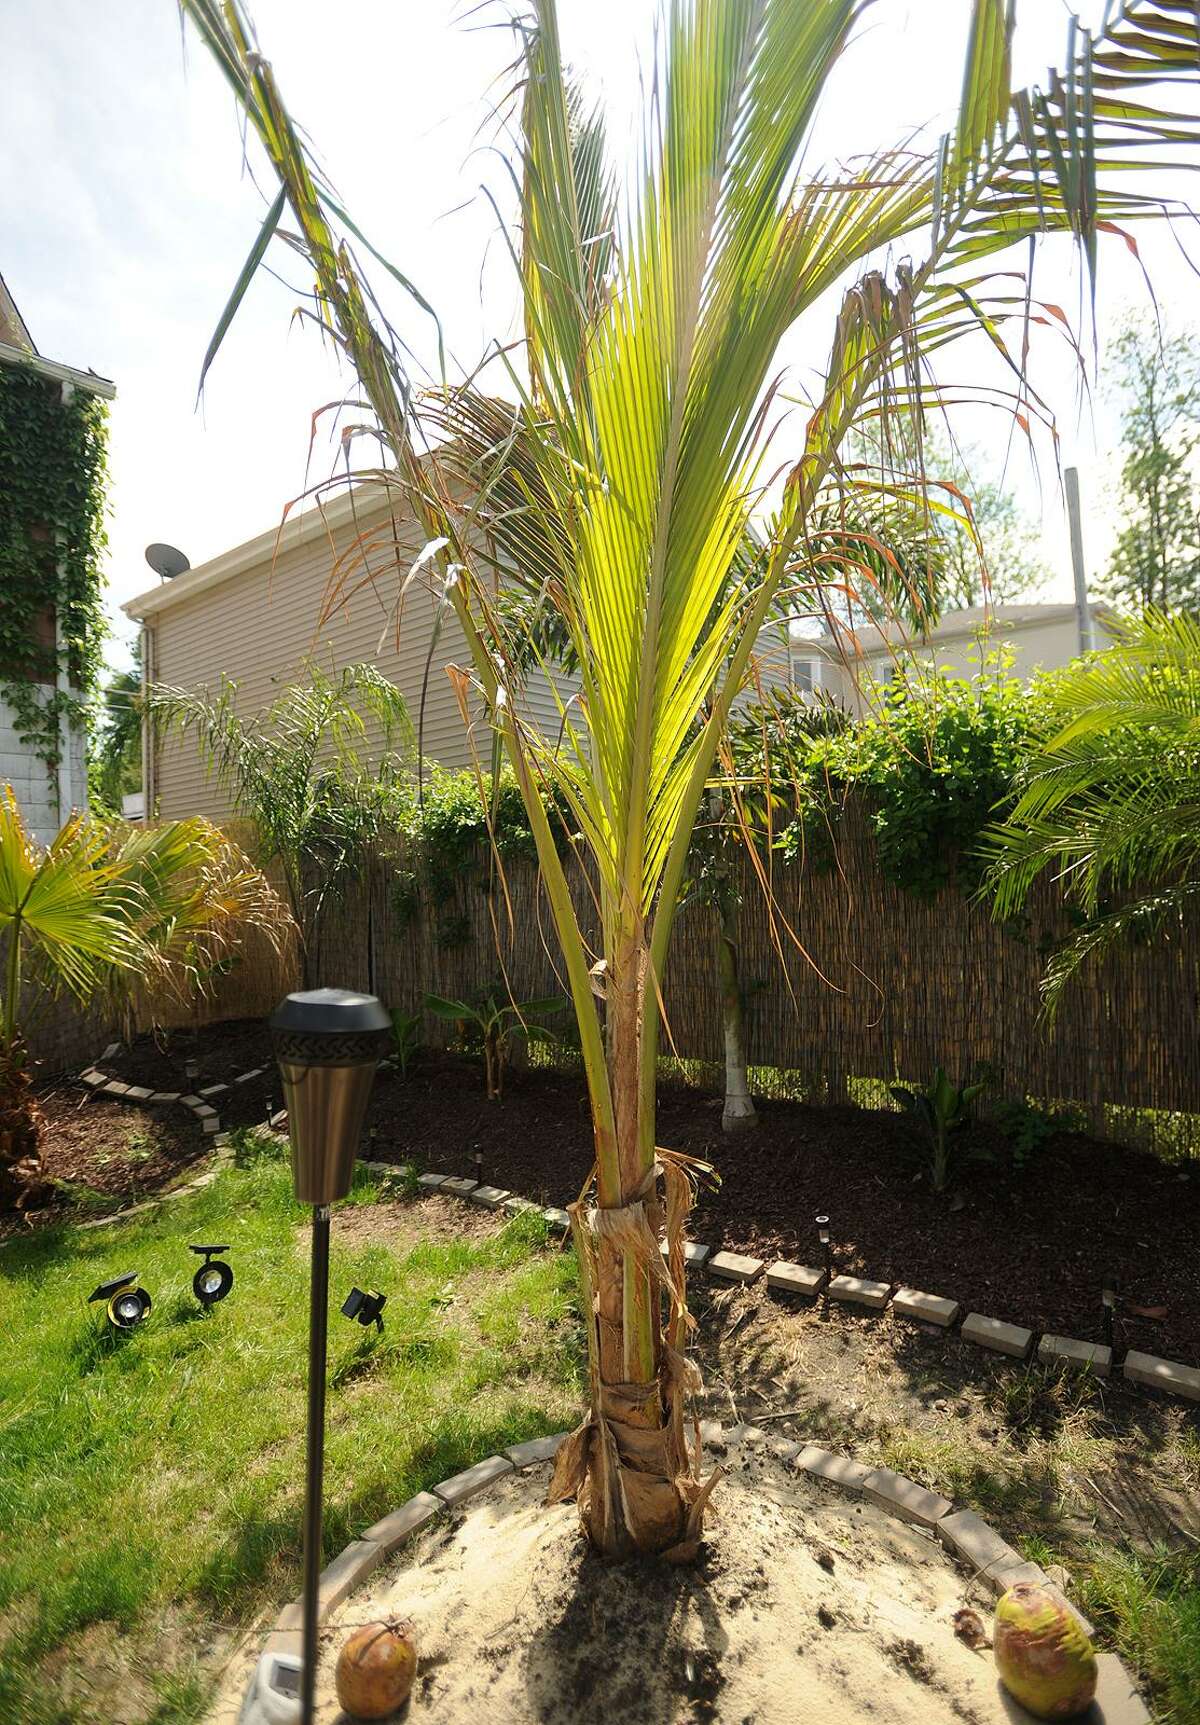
[419,1168,1200,1409]
[244,1422,1148,1724]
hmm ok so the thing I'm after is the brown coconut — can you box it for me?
[334,1618,417,1720]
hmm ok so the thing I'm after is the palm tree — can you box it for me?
[180,0,1200,1556]
[0,790,288,1209]
[983,609,1200,1008]
[147,663,412,983]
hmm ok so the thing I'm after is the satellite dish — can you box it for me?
[145,542,191,581]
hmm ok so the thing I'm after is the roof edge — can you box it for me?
[0,339,115,399]
[123,481,402,621]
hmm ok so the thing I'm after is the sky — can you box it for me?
[3,0,1194,672]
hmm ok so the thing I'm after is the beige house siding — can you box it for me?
[129,490,573,822]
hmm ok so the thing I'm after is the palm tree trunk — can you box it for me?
[718,894,757,1134]
[0,924,47,1211]
[561,924,712,1558]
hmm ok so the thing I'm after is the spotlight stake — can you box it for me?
[269,988,389,1725]
[341,1286,387,1334]
[1102,1280,1117,1351]
[815,1213,833,1282]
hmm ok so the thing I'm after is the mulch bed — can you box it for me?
[0,1086,209,1240]
[364,1050,1200,1368]
[24,1025,1200,1366]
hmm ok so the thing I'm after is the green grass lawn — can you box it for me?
[0,1132,583,1725]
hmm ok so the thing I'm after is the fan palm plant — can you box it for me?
[147,663,412,983]
[983,608,1200,1008]
[181,0,1200,1556]
[0,790,288,1208]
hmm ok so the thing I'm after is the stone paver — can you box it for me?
[202,1118,221,1134]
[892,1287,960,1327]
[104,1080,130,1096]
[440,1175,479,1197]
[417,1172,448,1190]
[1092,1653,1151,1723]
[861,1466,952,1529]
[467,1184,511,1209]
[181,1094,202,1107]
[988,1559,1047,1594]
[1123,1349,1200,1402]
[708,1249,765,1284]
[503,1196,538,1215]
[505,1432,568,1468]
[938,1509,1019,1577]
[80,1069,106,1088]
[199,1083,229,1098]
[317,1539,386,1615]
[102,1042,122,1060]
[193,1103,218,1119]
[151,1091,181,1104]
[827,1273,891,1311]
[362,1490,442,1554]
[766,1260,828,1298]
[433,1453,514,1507]
[125,1085,154,1102]
[543,1207,571,1231]
[659,1239,711,1268]
[794,1446,870,1494]
[1038,1334,1113,1378]
[961,1312,1033,1359]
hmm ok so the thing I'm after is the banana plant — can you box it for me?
[180,0,1200,1556]
[424,987,567,1101]
[890,1068,988,1193]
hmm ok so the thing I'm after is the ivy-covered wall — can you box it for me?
[0,362,109,838]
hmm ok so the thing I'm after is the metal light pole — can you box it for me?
[268,988,390,1725]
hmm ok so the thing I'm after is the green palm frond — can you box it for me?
[982,610,1200,1004]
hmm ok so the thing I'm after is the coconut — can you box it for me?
[335,1618,417,1720]
[993,1583,1097,1720]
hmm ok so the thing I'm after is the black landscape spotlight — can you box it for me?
[270,987,390,1725]
[89,1271,152,1330]
[191,1244,234,1310]
[342,1287,387,1333]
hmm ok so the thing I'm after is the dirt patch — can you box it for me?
[94,1017,278,1131]
[305,1453,1034,1724]
[693,1279,1200,1557]
[332,1194,503,1252]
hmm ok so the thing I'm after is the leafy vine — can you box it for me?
[0,364,109,782]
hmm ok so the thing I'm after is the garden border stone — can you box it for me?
[961,1313,1034,1359]
[827,1272,892,1310]
[1037,1335,1112,1378]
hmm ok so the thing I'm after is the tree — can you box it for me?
[1101,315,1200,611]
[89,645,142,816]
[0,791,287,1209]
[182,0,1200,1558]
[983,609,1200,1009]
[147,664,412,984]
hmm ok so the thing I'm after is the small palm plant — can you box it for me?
[0,790,287,1209]
[147,663,412,984]
[984,609,1200,1007]
[182,0,1200,1557]
[425,987,567,1101]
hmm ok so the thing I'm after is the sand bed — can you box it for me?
[307,1448,1037,1724]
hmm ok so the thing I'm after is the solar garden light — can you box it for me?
[89,1271,152,1330]
[266,988,390,1725]
[1102,1280,1117,1350]
[191,1244,234,1310]
[816,1214,833,1280]
[472,1146,483,1185]
[342,1287,387,1333]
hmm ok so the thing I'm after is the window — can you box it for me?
[789,651,821,694]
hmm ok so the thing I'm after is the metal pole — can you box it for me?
[301,1203,331,1725]
[1065,467,1095,655]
